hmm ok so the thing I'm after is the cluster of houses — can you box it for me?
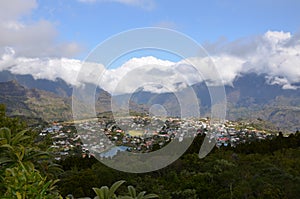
[39,122,82,160]
[77,116,196,155]
[205,121,274,147]
[38,117,275,160]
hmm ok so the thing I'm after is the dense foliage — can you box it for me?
[0,105,61,198]
[1,104,300,198]
[56,132,300,199]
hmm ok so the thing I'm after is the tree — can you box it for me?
[2,162,60,199]
[0,127,49,171]
[0,125,61,197]
[0,127,32,173]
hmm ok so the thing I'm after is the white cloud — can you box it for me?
[0,0,81,58]
[0,49,79,85]
[264,31,291,45]
[0,48,106,87]
[0,0,37,20]
[104,31,300,92]
[243,31,300,87]
[208,55,245,86]
[99,56,177,94]
[201,30,300,89]
[1,30,300,93]
[266,76,298,90]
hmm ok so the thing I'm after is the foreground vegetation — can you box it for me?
[1,104,300,198]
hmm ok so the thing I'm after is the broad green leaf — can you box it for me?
[137,191,146,199]
[127,185,136,197]
[109,180,126,197]
[100,186,109,199]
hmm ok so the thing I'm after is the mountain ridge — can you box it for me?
[0,72,299,132]
[0,80,72,122]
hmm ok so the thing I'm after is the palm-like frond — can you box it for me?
[93,180,126,199]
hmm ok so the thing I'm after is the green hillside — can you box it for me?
[0,80,72,122]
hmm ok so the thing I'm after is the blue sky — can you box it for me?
[30,0,300,58]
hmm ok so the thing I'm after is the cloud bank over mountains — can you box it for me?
[1,28,300,94]
[207,30,300,89]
